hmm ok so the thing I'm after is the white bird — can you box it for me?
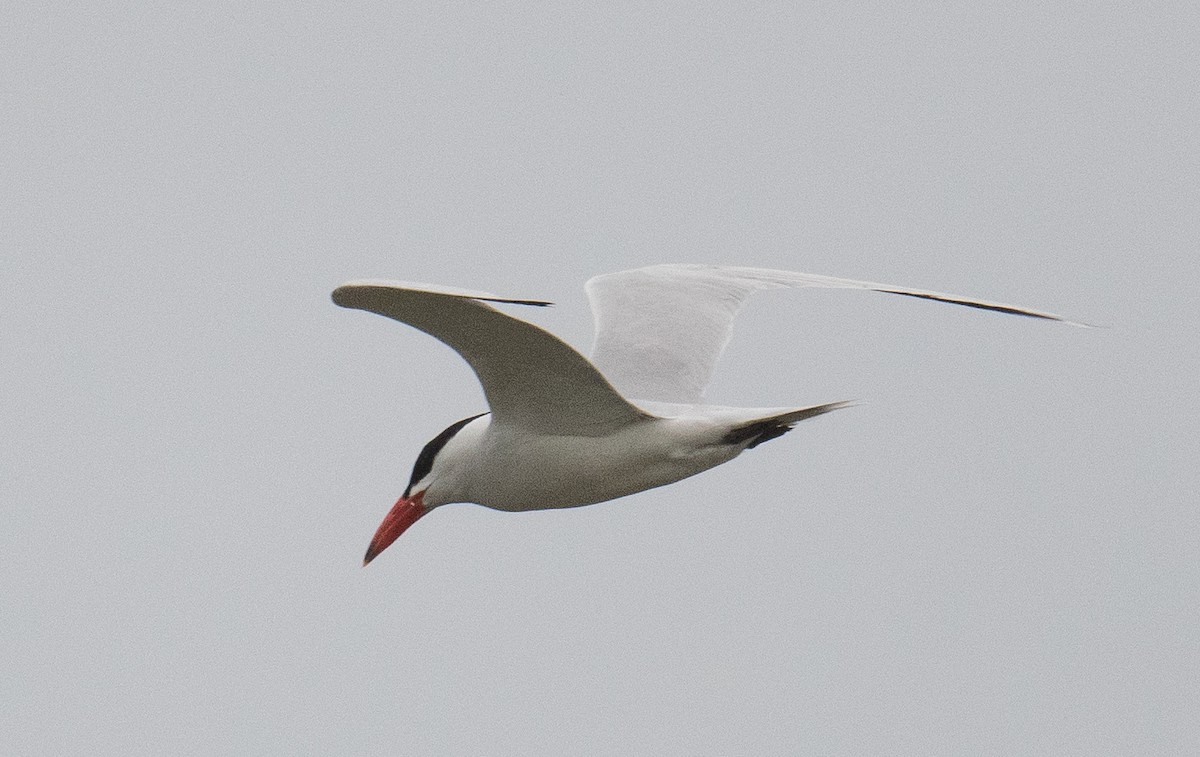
[333,264,1082,565]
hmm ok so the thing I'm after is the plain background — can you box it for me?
[3,2,1197,754]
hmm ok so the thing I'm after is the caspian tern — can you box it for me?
[333,264,1081,565]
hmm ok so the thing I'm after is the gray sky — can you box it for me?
[4,2,1197,754]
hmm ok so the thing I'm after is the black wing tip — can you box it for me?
[330,285,353,307]
[877,289,1092,327]
[330,283,552,309]
[483,297,553,307]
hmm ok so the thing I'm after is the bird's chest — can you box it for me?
[461,423,736,512]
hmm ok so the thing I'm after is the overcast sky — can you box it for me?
[4,2,1198,755]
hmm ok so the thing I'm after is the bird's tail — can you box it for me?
[722,401,854,449]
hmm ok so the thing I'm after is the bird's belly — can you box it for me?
[464,422,738,512]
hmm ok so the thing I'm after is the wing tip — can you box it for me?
[331,280,553,308]
[875,289,1093,328]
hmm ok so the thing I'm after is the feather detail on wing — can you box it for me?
[585,264,1087,405]
[334,280,651,436]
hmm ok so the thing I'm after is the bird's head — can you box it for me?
[362,413,486,566]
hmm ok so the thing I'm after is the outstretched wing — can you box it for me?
[585,264,1085,405]
[333,280,652,436]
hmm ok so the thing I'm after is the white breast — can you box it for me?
[423,413,743,512]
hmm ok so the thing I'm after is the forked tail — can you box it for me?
[722,401,854,449]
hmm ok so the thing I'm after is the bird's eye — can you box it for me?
[403,413,485,497]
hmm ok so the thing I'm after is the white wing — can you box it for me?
[333,280,651,436]
[585,264,1085,404]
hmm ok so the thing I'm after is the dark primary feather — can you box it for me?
[876,289,1070,322]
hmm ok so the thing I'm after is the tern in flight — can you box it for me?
[333,264,1081,565]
